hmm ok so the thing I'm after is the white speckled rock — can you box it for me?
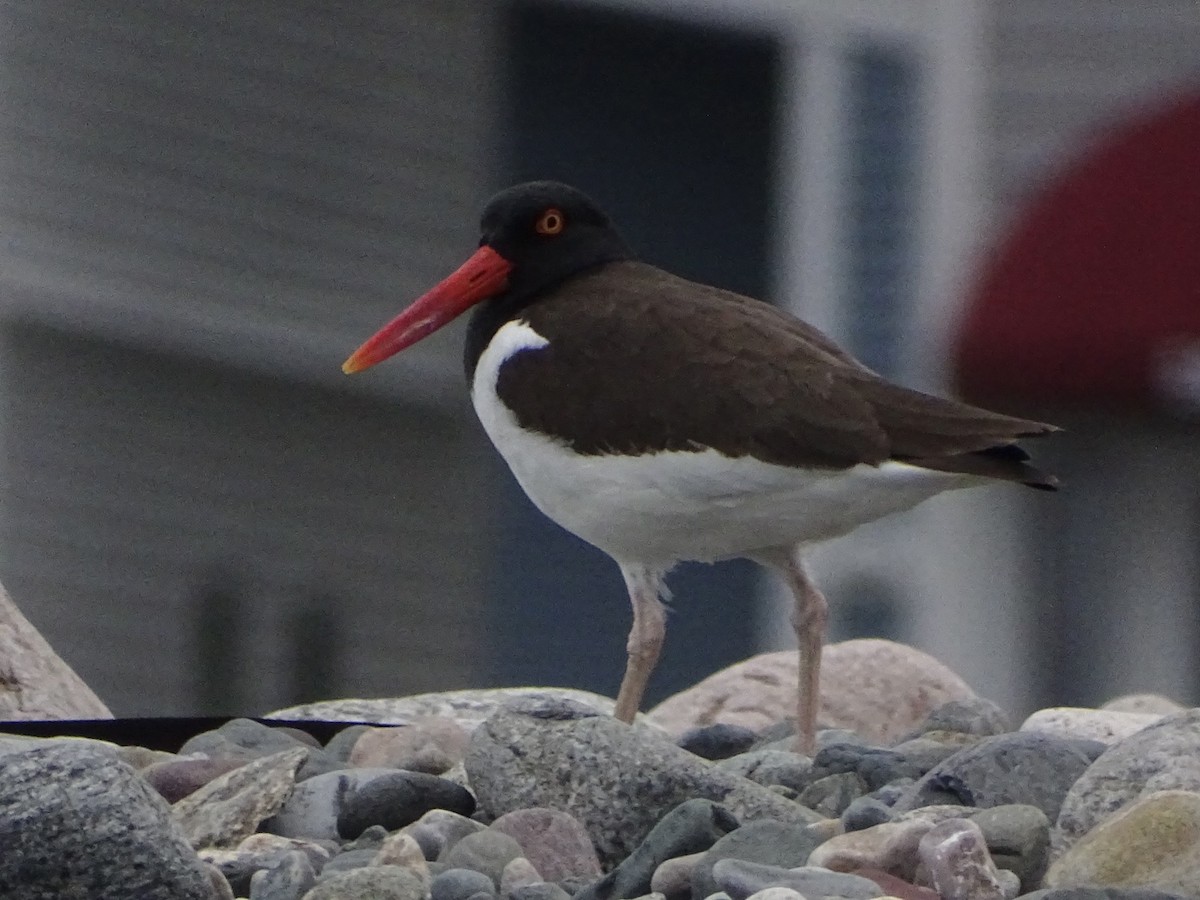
[172,747,308,850]
[1100,694,1186,715]
[268,687,659,732]
[1056,709,1200,855]
[1047,790,1200,895]
[1021,708,1164,744]
[648,639,977,743]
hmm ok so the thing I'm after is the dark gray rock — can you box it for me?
[433,867,499,900]
[405,808,488,860]
[317,848,378,876]
[0,743,213,899]
[691,820,830,900]
[574,799,738,900]
[809,742,942,793]
[338,769,475,839]
[179,717,337,780]
[440,832,525,887]
[348,824,390,849]
[1056,709,1200,854]
[248,850,317,900]
[908,699,1013,739]
[717,751,813,794]
[798,772,866,817]
[467,697,820,867]
[871,779,915,806]
[678,724,759,760]
[968,804,1050,890]
[896,732,1100,820]
[841,796,894,831]
[711,859,883,900]
[264,767,410,840]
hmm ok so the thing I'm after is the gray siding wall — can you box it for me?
[0,2,496,393]
[0,3,501,714]
[985,0,1200,221]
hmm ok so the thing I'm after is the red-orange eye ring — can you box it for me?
[535,208,565,236]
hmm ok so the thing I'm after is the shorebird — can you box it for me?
[343,181,1057,752]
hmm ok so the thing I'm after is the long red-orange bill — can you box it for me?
[342,245,513,374]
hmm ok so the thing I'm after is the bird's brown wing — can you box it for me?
[504,261,1057,486]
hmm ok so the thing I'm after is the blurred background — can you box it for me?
[0,0,1198,718]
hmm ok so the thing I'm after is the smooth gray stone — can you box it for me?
[0,743,213,899]
[405,808,488,860]
[718,751,813,795]
[467,697,820,868]
[679,724,759,761]
[264,767,409,840]
[968,804,1050,890]
[338,769,475,838]
[433,867,500,900]
[798,772,866,817]
[574,799,738,900]
[317,848,378,877]
[248,850,317,900]
[840,796,894,831]
[897,732,1100,820]
[440,832,524,887]
[909,698,1013,739]
[691,821,830,900]
[712,859,883,900]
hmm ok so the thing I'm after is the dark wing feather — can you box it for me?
[503,261,1057,487]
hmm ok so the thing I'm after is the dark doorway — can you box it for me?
[479,0,782,704]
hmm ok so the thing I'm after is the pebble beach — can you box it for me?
[1,638,1195,900]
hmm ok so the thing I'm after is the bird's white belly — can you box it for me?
[471,321,972,565]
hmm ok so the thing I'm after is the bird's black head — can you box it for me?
[341,181,633,379]
[478,181,635,303]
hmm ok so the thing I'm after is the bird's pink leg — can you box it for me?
[760,547,828,755]
[612,565,668,723]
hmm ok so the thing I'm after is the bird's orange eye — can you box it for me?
[535,208,565,236]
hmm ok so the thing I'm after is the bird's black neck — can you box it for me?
[463,259,608,382]
[463,234,633,381]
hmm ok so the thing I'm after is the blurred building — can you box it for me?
[0,0,1196,716]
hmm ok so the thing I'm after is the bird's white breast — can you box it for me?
[471,320,972,566]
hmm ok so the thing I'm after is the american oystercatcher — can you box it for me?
[343,181,1057,752]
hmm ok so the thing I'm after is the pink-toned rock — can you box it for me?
[349,717,469,774]
[648,639,976,743]
[852,866,941,900]
[918,819,1012,900]
[143,756,249,803]
[809,818,935,882]
[490,807,602,881]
